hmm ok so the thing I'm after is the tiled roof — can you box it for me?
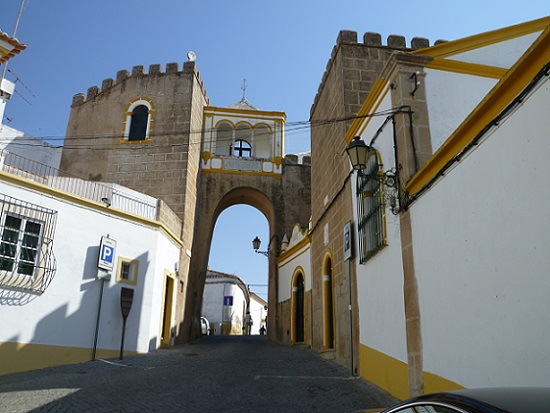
[0,31,26,65]
[228,97,258,110]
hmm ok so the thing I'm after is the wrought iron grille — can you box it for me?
[357,152,386,264]
[0,193,57,294]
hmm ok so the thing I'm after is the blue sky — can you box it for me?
[1,1,548,300]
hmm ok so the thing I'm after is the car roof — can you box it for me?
[411,387,550,413]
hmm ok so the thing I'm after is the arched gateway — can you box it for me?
[183,101,311,341]
[59,60,310,343]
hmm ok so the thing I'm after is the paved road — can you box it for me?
[0,335,398,413]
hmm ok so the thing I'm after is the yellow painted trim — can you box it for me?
[0,171,183,249]
[359,344,466,400]
[407,23,550,196]
[413,16,550,59]
[273,156,283,166]
[0,45,10,56]
[116,256,139,285]
[202,151,211,163]
[427,58,508,79]
[119,137,153,145]
[0,341,138,376]
[201,168,282,179]
[360,344,410,400]
[278,235,311,265]
[345,78,390,144]
[204,105,287,121]
[423,370,465,394]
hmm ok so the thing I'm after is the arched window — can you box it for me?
[232,140,251,157]
[122,98,154,143]
[214,122,233,155]
[128,105,148,141]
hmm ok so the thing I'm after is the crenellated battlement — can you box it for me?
[335,29,447,50]
[72,60,209,107]
[311,30,447,116]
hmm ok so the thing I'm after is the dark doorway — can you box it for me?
[295,273,305,343]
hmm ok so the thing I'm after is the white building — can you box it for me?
[346,16,550,398]
[202,269,249,335]
[249,291,267,335]
[0,151,183,376]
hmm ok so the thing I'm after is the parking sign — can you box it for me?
[98,236,117,271]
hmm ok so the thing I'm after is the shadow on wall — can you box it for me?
[0,246,152,376]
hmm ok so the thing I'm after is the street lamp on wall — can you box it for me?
[252,236,269,257]
[346,136,370,171]
[346,136,400,214]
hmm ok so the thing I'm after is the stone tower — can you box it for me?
[60,60,209,223]
[309,31,429,370]
[60,59,209,340]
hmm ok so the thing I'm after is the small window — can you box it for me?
[232,140,251,157]
[116,257,138,285]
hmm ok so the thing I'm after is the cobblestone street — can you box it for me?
[0,335,397,413]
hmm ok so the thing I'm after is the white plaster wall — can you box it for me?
[278,244,311,303]
[424,69,497,152]
[0,124,62,169]
[411,78,550,387]
[202,282,226,329]
[147,235,180,348]
[249,295,267,335]
[0,180,180,354]
[201,280,247,334]
[229,284,247,332]
[451,32,541,68]
[353,107,408,363]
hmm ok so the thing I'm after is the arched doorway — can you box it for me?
[292,270,305,343]
[322,252,335,349]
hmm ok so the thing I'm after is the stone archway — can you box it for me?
[179,157,310,343]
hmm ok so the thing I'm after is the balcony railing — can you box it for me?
[0,149,158,220]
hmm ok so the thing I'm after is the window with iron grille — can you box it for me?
[357,151,386,263]
[0,215,42,276]
[0,194,57,293]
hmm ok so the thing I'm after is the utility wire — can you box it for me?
[0,108,399,150]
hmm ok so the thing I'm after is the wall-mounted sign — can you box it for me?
[343,222,353,261]
[98,236,117,271]
[224,296,233,306]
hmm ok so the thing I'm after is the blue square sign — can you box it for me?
[98,236,117,271]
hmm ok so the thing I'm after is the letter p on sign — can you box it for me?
[98,236,117,271]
